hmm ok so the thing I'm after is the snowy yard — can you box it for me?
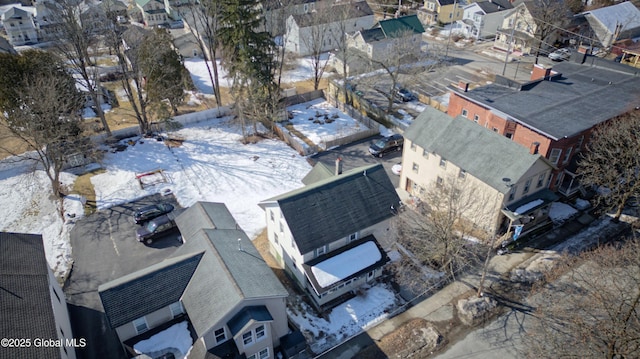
[283,98,373,149]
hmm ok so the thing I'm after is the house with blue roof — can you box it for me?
[259,163,400,309]
[99,202,299,359]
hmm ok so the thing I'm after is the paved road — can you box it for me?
[64,194,182,359]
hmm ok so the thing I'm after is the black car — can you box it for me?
[368,134,404,157]
[133,202,174,224]
[136,214,179,245]
[395,87,415,102]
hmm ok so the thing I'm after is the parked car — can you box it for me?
[369,134,404,157]
[395,87,415,102]
[548,48,571,61]
[136,214,179,245]
[133,202,174,224]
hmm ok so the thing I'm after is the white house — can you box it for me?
[580,2,640,49]
[456,0,513,39]
[1,6,38,45]
[259,163,400,309]
[284,1,374,56]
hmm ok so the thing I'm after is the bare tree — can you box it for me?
[296,2,335,90]
[578,112,640,220]
[522,0,570,63]
[393,174,492,282]
[51,0,112,136]
[178,0,223,106]
[356,32,445,113]
[522,238,640,358]
[330,1,356,100]
[0,51,89,206]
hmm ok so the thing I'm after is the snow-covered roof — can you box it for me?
[311,241,381,288]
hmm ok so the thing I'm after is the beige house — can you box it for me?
[135,0,170,27]
[99,202,298,359]
[260,163,399,309]
[420,0,464,25]
[400,107,556,235]
[1,233,77,359]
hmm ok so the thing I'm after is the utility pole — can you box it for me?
[445,0,458,59]
[501,10,519,76]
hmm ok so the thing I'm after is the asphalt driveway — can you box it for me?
[311,135,402,188]
[64,194,182,359]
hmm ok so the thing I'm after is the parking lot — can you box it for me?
[311,134,402,188]
[64,194,182,359]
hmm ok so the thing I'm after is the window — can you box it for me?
[316,245,326,256]
[270,210,274,222]
[523,179,532,194]
[422,149,429,158]
[255,325,266,340]
[562,147,573,164]
[492,127,499,132]
[576,136,584,152]
[508,185,517,201]
[214,328,226,343]
[291,238,296,250]
[349,233,358,242]
[133,317,148,334]
[243,331,253,345]
[170,301,184,318]
[459,169,466,179]
[548,148,562,164]
[410,142,417,151]
[412,163,419,173]
[473,114,479,123]
[461,109,468,117]
[505,133,513,139]
[537,173,545,188]
[439,158,447,168]
[273,232,278,244]
[436,176,443,187]
[259,348,269,359]
[279,222,284,233]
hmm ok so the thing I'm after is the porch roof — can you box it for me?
[502,189,559,221]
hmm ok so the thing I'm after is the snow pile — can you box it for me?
[311,241,381,288]
[514,199,544,215]
[549,202,578,224]
[134,322,192,358]
[288,283,400,354]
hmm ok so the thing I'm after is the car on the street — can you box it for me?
[136,214,179,245]
[133,202,174,224]
[369,134,404,158]
[548,48,571,61]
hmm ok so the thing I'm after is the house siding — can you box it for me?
[400,138,552,233]
[49,266,77,359]
[115,305,175,342]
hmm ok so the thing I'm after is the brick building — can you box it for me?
[447,60,640,195]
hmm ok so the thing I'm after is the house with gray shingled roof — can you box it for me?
[448,60,640,196]
[99,202,295,359]
[400,107,556,236]
[259,163,400,309]
[0,232,77,359]
[456,0,513,39]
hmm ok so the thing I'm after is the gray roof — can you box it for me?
[227,306,273,336]
[175,202,241,241]
[475,0,513,14]
[301,162,334,185]
[262,164,400,254]
[291,1,372,27]
[0,233,62,359]
[405,107,547,193]
[2,6,30,20]
[172,228,288,336]
[581,2,640,35]
[98,253,203,328]
[360,27,386,43]
[452,62,640,140]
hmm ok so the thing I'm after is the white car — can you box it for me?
[391,163,402,175]
[548,48,571,61]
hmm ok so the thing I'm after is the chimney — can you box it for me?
[530,142,540,155]
[530,64,552,81]
[335,157,343,175]
[458,81,469,92]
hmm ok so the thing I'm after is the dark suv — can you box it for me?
[369,134,404,157]
[133,202,174,224]
[136,214,179,245]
